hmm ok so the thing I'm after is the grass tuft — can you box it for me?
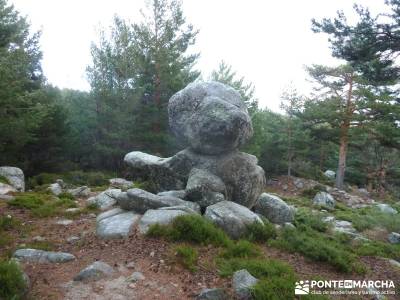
[174,245,198,272]
[244,219,277,243]
[220,240,262,259]
[0,259,27,300]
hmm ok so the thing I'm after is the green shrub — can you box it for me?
[58,192,74,200]
[174,245,198,272]
[0,260,27,300]
[0,215,19,232]
[147,215,232,247]
[294,208,328,232]
[353,240,400,259]
[269,226,357,273]
[300,185,326,198]
[0,175,10,185]
[220,240,262,259]
[8,193,48,209]
[28,171,112,188]
[245,219,277,243]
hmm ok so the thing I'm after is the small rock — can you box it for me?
[150,251,155,257]
[74,261,114,282]
[32,236,46,242]
[283,222,295,229]
[87,189,121,210]
[109,178,133,190]
[65,208,80,213]
[13,249,75,263]
[387,259,400,269]
[68,186,91,198]
[376,203,398,214]
[232,269,258,300]
[0,182,16,195]
[322,216,335,223]
[66,236,80,243]
[48,182,63,196]
[196,288,228,300]
[126,261,136,269]
[55,219,73,226]
[324,170,335,180]
[126,271,145,282]
[387,232,400,244]
[313,192,335,209]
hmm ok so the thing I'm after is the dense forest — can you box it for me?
[1,0,399,197]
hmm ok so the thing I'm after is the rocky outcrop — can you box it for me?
[169,81,253,155]
[124,82,266,209]
[204,201,263,239]
[87,189,122,210]
[68,186,91,198]
[109,178,133,190]
[197,288,228,300]
[388,232,400,244]
[254,193,295,224]
[0,166,25,192]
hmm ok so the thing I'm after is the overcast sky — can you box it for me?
[11,0,389,111]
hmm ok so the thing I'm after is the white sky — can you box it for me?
[10,0,389,111]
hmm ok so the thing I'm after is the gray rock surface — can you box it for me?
[48,182,63,196]
[96,212,140,239]
[119,188,200,214]
[232,269,258,300]
[68,186,91,198]
[376,203,398,214]
[13,248,75,263]
[126,271,145,282]
[96,207,126,222]
[157,190,186,199]
[254,193,295,224]
[388,232,400,244]
[87,188,121,210]
[313,192,336,209]
[74,261,114,282]
[185,168,226,208]
[138,208,191,234]
[0,166,25,191]
[109,178,133,190]
[0,182,16,195]
[324,170,336,180]
[55,219,73,226]
[168,81,253,155]
[204,201,263,239]
[197,288,228,300]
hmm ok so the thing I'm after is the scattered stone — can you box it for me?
[87,188,121,210]
[232,269,258,300]
[14,249,75,263]
[357,188,370,197]
[65,208,80,213]
[66,236,80,243]
[48,182,63,196]
[387,232,400,244]
[254,193,295,224]
[74,261,114,282]
[126,271,145,282]
[332,220,366,240]
[204,201,263,239]
[68,186,91,198]
[376,203,398,214]
[56,219,73,226]
[96,207,126,222]
[119,188,200,214]
[138,208,192,234]
[196,288,228,300]
[0,166,25,191]
[109,178,133,190]
[324,170,336,180]
[157,190,186,199]
[387,259,400,269]
[32,236,46,242]
[322,216,335,223]
[313,192,335,209]
[327,187,374,208]
[126,261,136,269]
[96,212,140,239]
[283,222,296,229]
[293,178,304,189]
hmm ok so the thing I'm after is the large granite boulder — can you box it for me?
[204,201,263,239]
[313,192,336,209]
[87,189,121,210]
[168,81,253,155]
[0,166,25,192]
[118,188,200,214]
[74,261,114,282]
[96,211,140,239]
[254,193,295,224]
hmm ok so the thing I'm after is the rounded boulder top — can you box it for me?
[168,81,253,155]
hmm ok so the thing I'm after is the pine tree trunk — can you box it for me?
[287,120,292,177]
[335,74,353,190]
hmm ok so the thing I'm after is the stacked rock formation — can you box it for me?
[123,81,265,209]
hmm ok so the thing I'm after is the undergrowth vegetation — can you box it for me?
[0,259,27,300]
